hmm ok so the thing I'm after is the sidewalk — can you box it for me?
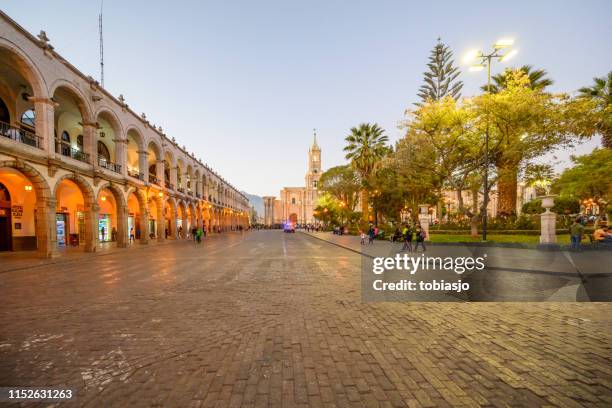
[0,231,235,274]
[300,230,612,277]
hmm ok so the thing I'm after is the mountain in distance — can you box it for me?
[243,192,264,218]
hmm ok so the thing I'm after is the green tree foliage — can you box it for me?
[343,123,390,223]
[553,148,612,214]
[472,70,600,216]
[417,39,463,103]
[521,196,580,215]
[578,71,612,148]
[399,97,483,215]
[318,165,361,211]
[523,163,555,196]
[481,65,553,93]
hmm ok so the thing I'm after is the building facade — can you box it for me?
[264,135,321,226]
[0,11,250,257]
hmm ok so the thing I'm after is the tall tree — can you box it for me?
[578,71,612,148]
[473,70,600,216]
[318,165,361,212]
[417,39,463,103]
[400,97,483,216]
[344,123,390,223]
[553,148,612,221]
[481,65,553,93]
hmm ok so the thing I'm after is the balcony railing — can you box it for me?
[98,156,122,173]
[187,190,193,196]
[1,121,43,149]
[177,187,185,193]
[196,193,201,198]
[149,174,160,185]
[127,168,144,180]
[166,183,174,190]
[56,143,90,163]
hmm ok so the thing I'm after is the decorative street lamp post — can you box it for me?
[464,38,517,241]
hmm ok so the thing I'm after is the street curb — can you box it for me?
[301,231,612,252]
[299,231,374,259]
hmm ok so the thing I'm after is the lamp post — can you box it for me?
[464,38,517,241]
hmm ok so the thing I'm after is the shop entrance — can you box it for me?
[0,182,11,251]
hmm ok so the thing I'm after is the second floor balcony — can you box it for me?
[56,142,90,164]
[166,183,175,190]
[1,121,43,149]
[127,168,144,180]
[177,187,185,193]
[97,156,122,174]
[148,174,160,185]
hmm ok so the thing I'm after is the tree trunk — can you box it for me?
[471,188,478,215]
[361,189,369,224]
[456,189,464,215]
[470,215,480,238]
[496,163,519,217]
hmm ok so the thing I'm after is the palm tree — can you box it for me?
[578,71,612,148]
[344,123,389,223]
[481,65,553,93]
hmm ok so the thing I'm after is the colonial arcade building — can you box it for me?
[0,11,249,257]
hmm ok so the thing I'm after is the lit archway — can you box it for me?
[97,183,127,248]
[53,174,96,252]
[127,188,147,244]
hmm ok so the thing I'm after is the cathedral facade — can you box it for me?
[264,135,321,226]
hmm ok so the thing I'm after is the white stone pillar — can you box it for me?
[540,195,557,245]
[418,204,430,241]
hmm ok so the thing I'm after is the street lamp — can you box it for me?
[463,38,517,241]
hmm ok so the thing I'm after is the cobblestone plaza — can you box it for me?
[1,231,610,407]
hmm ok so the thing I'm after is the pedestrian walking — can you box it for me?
[368,226,375,245]
[414,225,426,252]
[360,230,366,245]
[196,227,202,244]
[570,217,584,251]
[401,225,412,252]
[129,227,135,243]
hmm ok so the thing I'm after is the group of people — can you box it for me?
[359,225,383,245]
[569,218,612,251]
[395,224,427,252]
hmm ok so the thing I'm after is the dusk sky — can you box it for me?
[3,1,611,196]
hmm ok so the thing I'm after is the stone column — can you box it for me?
[84,202,99,252]
[138,150,149,182]
[114,138,128,176]
[82,123,97,165]
[156,160,164,187]
[170,166,178,190]
[116,205,128,248]
[32,97,56,155]
[539,195,557,246]
[38,197,59,258]
[418,204,430,241]
[156,200,165,241]
[196,180,202,197]
[139,204,149,245]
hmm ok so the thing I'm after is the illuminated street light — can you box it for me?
[463,37,517,242]
[24,185,33,192]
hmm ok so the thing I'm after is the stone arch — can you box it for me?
[147,192,164,240]
[163,196,177,239]
[53,172,96,252]
[177,200,188,237]
[50,80,93,123]
[0,159,54,257]
[126,187,148,244]
[96,182,128,248]
[0,39,48,99]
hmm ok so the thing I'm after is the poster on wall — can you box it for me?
[12,204,23,218]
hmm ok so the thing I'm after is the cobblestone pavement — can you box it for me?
[0,231,610,407]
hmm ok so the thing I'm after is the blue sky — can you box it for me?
[4,1,611,196]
